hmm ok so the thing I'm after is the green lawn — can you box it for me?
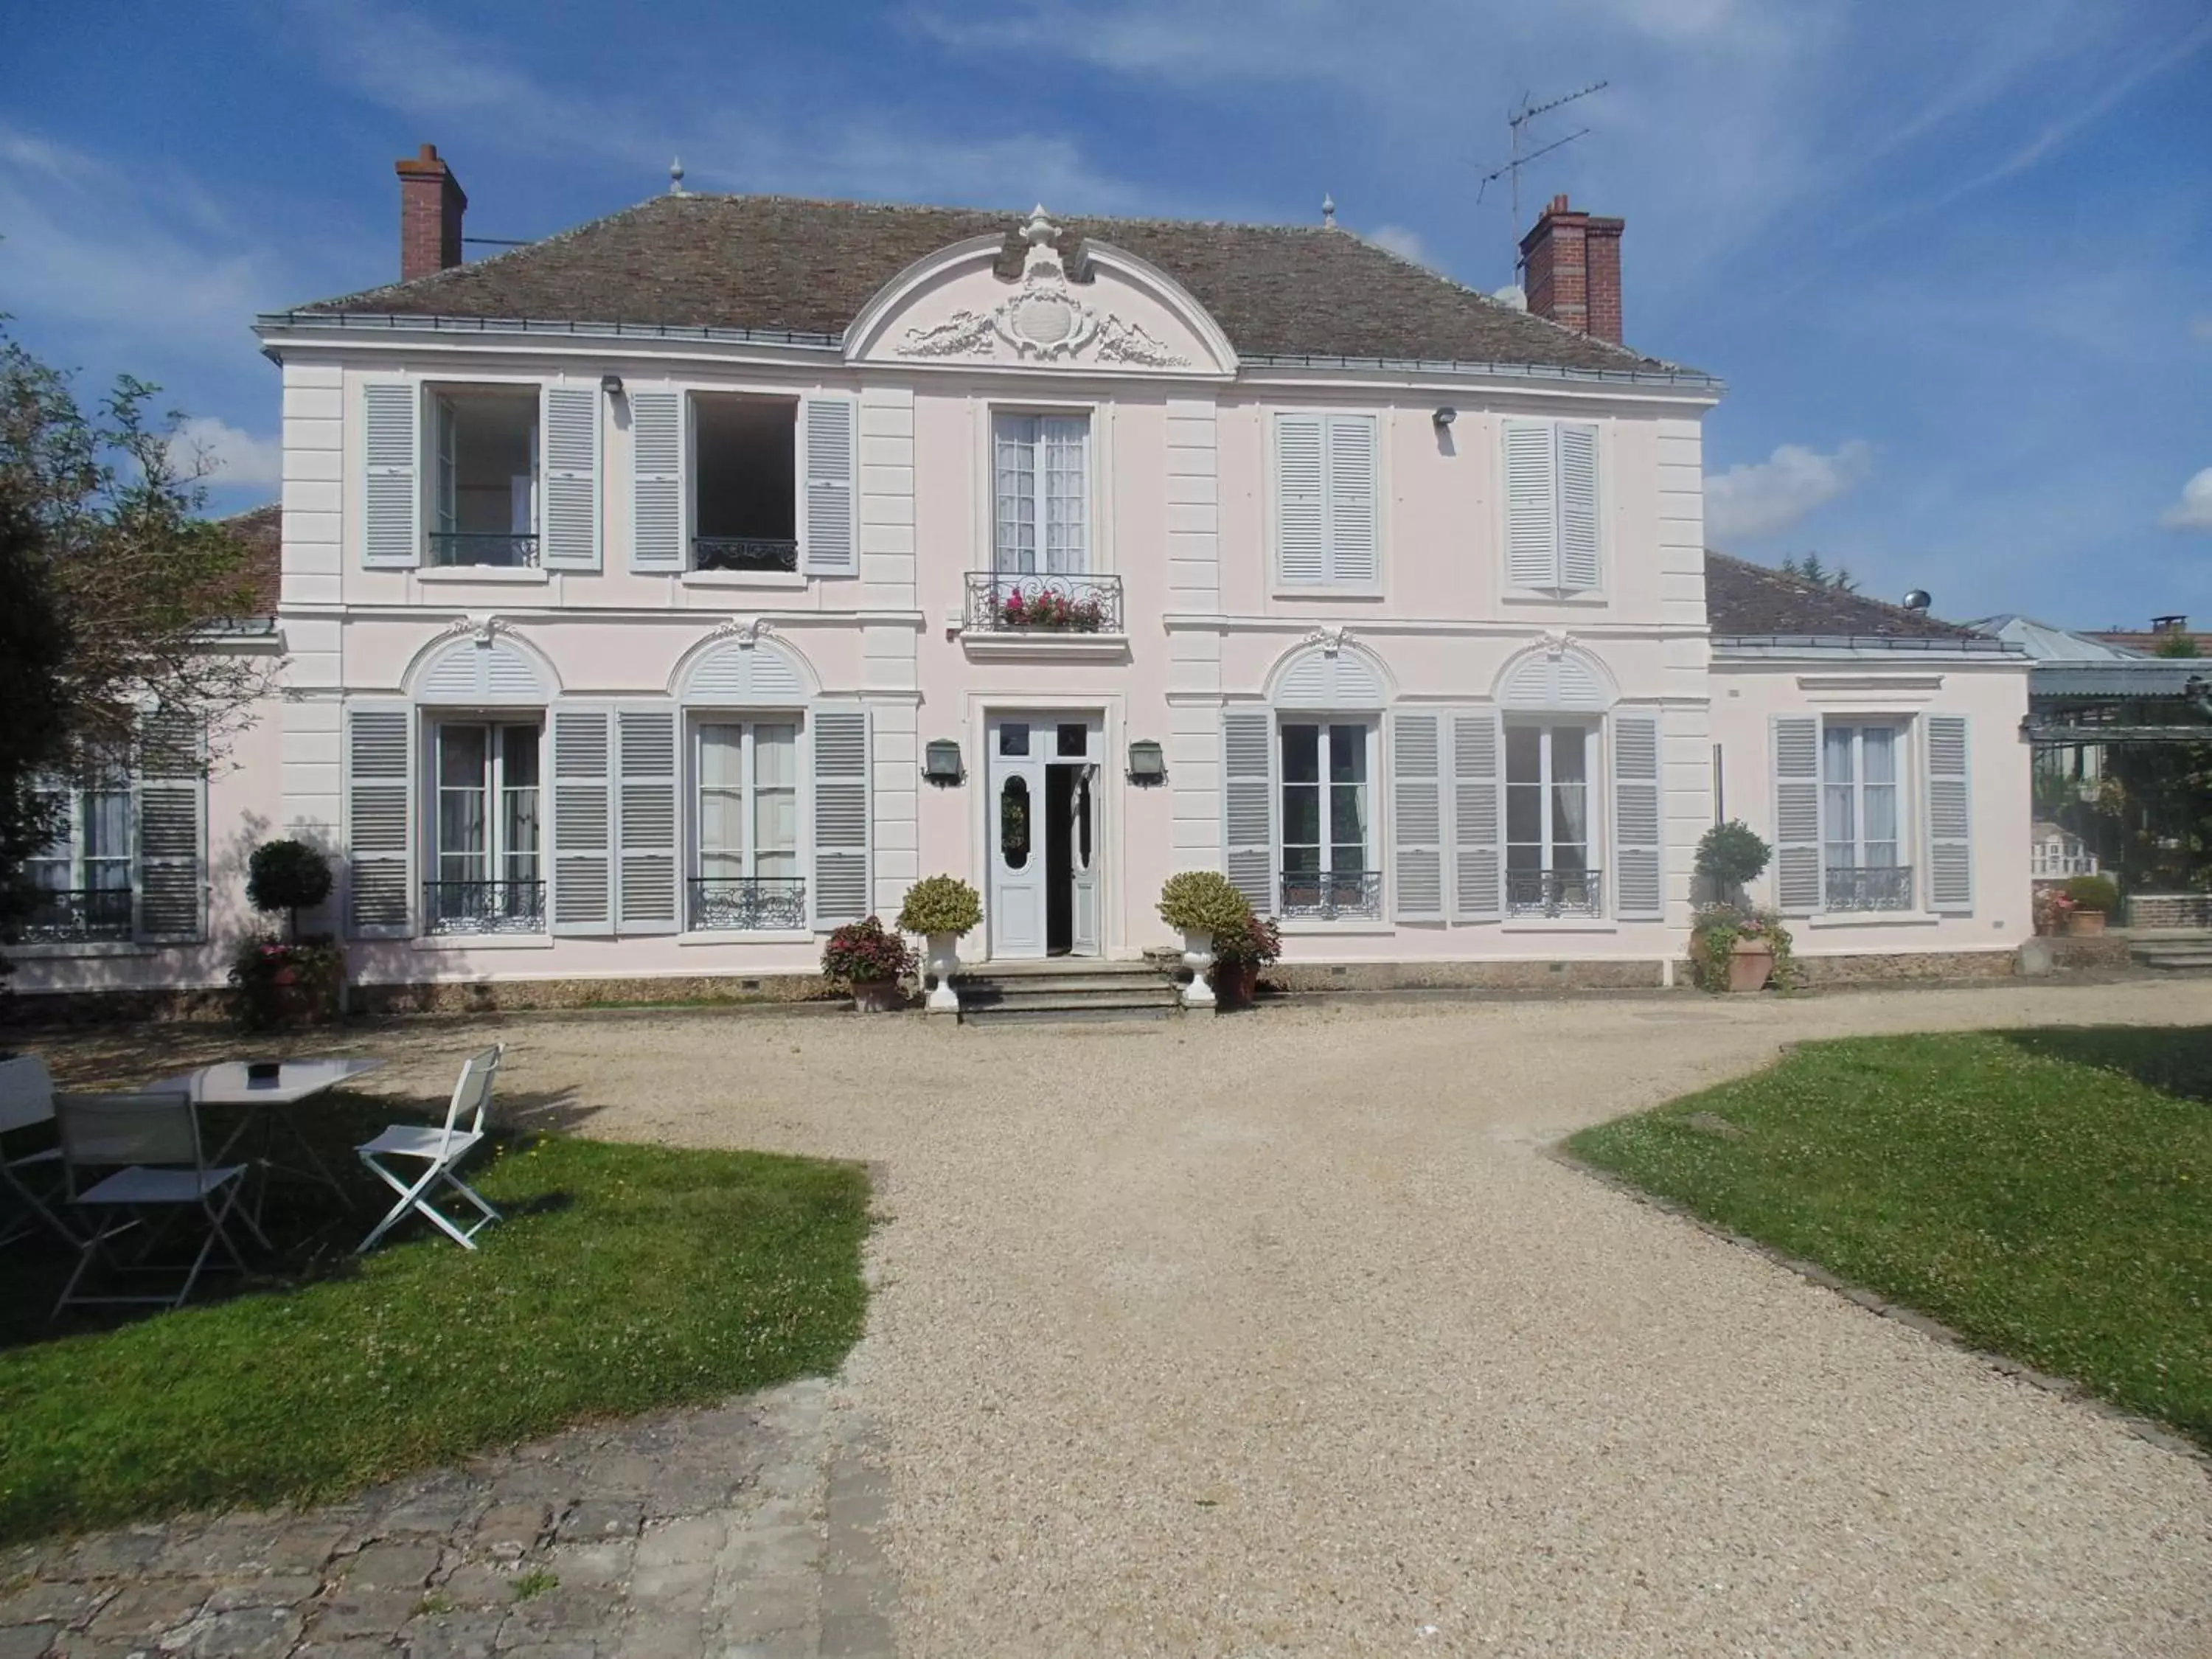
[0,1091,870,1543]
[1568,1026,2212,1449]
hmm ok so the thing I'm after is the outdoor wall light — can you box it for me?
[1432,406,1457,428]
[923,739,964,785]
[600,373,625,397]
[1127,740,1166,785]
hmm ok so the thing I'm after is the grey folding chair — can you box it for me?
[0,1054,80,1248]
[52,1091,268,1316]
[357,1045,504,1253]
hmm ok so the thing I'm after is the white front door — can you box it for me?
[988,717,1048,959]
[1070,762,1100,956]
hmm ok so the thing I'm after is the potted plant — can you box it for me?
[234,839,343,1026]
[2033,885,2077,937]
[2063,874,2119,935]
[1208,912,1281,1008]
[1694,820,1770,907]
[1157,871,1255,1011]
[821,916,914,1012]
[897,874,983,1016]
[1689,902,1796,994]
[247,838,335,944]
[1001,590,1106,633]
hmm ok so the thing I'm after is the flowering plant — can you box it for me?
[228,934,346,1029]
[1001,590,1106,633]
[2033,886,2078,935]
[1209,912,1281,970]
[1688,902,1797,994]
[820,916,914,987]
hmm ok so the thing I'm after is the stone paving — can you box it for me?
[0,1377,894,1659]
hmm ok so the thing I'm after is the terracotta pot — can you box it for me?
[1728,938,1775,993]
[849,978,903,1013]
[1214,963,1260,1006]
[2067,910,2107,936]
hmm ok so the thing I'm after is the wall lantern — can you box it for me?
[923,739,964,785]
[599,373,625,397]
[1127,740,1166,785]
[1432,406,1457,428]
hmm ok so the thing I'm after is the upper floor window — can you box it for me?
[994,414,1089,574]
[1503,420,1601,596]
[1276,413,1377,589]
[689,395,797,574]
[430,390,540,568]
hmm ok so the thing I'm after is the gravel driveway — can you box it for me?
[350,980,2212,1656]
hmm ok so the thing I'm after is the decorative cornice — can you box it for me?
[440,613,511,645]
[707,616,778,647]
[1302,625,1352,655]
[1540,627,1575,659]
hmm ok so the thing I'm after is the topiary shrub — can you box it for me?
[897,874,983,937]
[246,838,333,942]
[1157,870,1253,936]
[2063,874,2120,915]
[1694,821,1770,902]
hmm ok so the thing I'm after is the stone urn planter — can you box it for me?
[2067,909,2108,936]
[1728,936,1775,993]
[923,932,962,1015]
[849,978,903,1013]
[1180,928,1217,1011]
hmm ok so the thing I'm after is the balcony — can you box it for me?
[689,877,808,932]
[964,571,1124,635]
[1824,864,1914,912]
[427,532,540,569]
[424,880,547,935]
[1280,869,1382,921]
[21,886,133,944]
[1506,868,1603,919]
[693,536,798,574]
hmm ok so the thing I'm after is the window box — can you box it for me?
[964,571,1123,634]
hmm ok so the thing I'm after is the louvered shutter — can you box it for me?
[1391,712,1444,921]
[1222,709,1276,917]
[1557,422,1601,593]
[540,385,601,570]
[1449,710,1502,921]
[362,380,420,568]
[551,706,614,934]
[1327,415,1378,585]
[616,707,679,933]
[1612,711,1663,920]
[1773,716,1822,915]
[810,706,869,926]
[134,709,205,944]
[629,390,685,574]
[1924,714,1974,914]
[346,704,413,938]
[801,396,857,577]
[1503,421,1559,591]
[1276,416,1326,586]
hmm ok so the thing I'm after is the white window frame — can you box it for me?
[1276,717,1380,919]
[425,383,542,567]
[1503,719,1604,916]
[427,719,544,931]
[1271,410,1382,595]
[1820,719,1913,913]
[687,714,810,933]
[1500,418,1604,599]
[685,391,803,577]
[990,410,1093,575]
[25,771,134,939]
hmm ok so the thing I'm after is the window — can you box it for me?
[1279,722,1376,917]
[1505,723,1600,915]
[1822,723,1911,911]
[994,414,1089,574]
[1275,413,1377,588]
[428,723,543,932]
[692,721,804,929]
[25,770,133,942]
[1503,420,1601,594]
[428,390,540,567]
[691,395,797,572]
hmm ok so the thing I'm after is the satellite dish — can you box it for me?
[1902,590,1932,612]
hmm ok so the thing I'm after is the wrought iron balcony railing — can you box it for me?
[1824,863,1915,912]
[1506,867,1604,918]
[21,886,133,943]
[424,879,547,935]
[693,536,799,574]
[1279,869,1382,920]
[426,532,540,568]
[964,571,1124,635]
[689,876,808,931]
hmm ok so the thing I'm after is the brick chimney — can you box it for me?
[395,143,466,282]
[1518,195,1624,344]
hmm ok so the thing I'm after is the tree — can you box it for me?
[0,492,72,956]
[2154,632,2200,659]
[1780,554,1857,593]
[246,838,333,942]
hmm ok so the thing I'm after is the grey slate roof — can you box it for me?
[293,193,1697,376]
[1705,552,1983,642]
[220,503,282,616]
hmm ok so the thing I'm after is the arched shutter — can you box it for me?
[810,706,869,925]
[1612,711,1663,920]
[540,385,602,571]
[1449,710,1502,921]
[1773,716,1822,916]
[616,707,679,933]
[551,706,614,934]
[1391,712,1443,921]
[630,390,685,574]
[801,397,857,577]
[346,704,414,938]
[1924,714,1974,914]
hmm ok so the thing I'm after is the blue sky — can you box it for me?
[4,0,2208,627]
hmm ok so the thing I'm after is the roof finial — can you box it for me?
[1322,192,1336,229]
[669,156,686,195]
[1023,204,1058,248]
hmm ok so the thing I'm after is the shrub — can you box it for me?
[1688,902,1797,994]
[1210,912,1281,970]
[820,916,914,987]
[227,935,345,1030]
[2034,885,2078,935]
[897,874,982,937]
[2065,874,2121,914]
[1694,821,1770,897]
[246,839,333,942]
[1156,870,1253,936]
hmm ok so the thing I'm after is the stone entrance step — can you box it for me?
[949,957,1183,1023]
[2130,931,2212,973]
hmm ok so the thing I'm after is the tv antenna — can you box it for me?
[1477,80,1609,274]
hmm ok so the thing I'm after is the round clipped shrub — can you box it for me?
[897,874,983,937]
[1694,820,1771,896]
[246,838,334,942]
[2063,874,2120,915]
[1157,869,1253,936]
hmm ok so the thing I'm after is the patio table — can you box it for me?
[147,1057,385,1215]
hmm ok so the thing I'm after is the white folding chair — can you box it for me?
[52,1091,268,1316]
[357,1044,504,1253]
[0,1055,79,1248]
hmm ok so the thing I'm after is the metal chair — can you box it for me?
[356,1045,504,1253]
[52,1091,267,1315]
[0,1054,80,1248]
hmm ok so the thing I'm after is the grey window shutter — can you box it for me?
[551,706,614,935]
[630,390,685,573]
[1449,710,1502,921]
[1326,415,1377,585]
[1276,416,1326,586]
[1222,709,1276,916]
[1773,715,1822,916]
[1391,712,1444,921]
[346,704,414,939]
[616,706,679,933]
[801,397,857,577]
[362,380,420,568]
[1612,711,1663,920]
[1924,714,1974,914]
[810,706,869,926]
[1557,422,1601,593]
[1503,420,1558,590]
[540,385,602,571]
[134,709,205,945]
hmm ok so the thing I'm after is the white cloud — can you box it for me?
[1705,442,1874,542]
[169,417,282,490]
[2160,467,2212,532]
[1363,224,1434,268]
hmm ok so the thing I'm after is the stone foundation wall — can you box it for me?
[1790,950,2017,987]
[1267,959,1670,993]
[2129,892,2212,930]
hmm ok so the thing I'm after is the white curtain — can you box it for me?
[993,416,1037,574]
[1043,416,1088,574]
[994,414,1089,574]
